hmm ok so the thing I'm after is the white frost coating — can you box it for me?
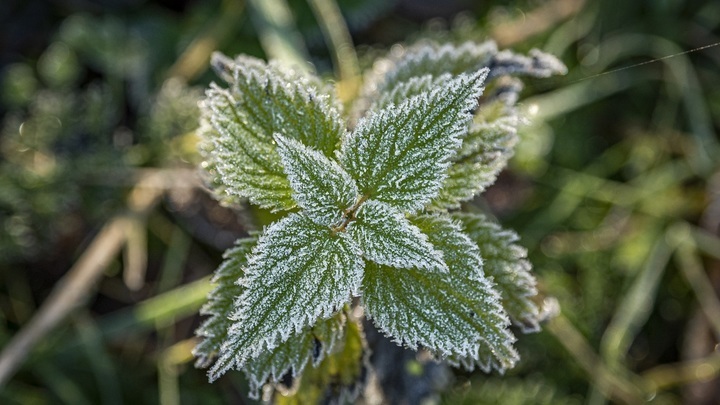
[487,48,568,80]
[199,53,346,212]
[274,134,359,226]
[362,214,518,372]
[347,200,447,272]
[243,313,346,399]
[200,85,294,210]
[367,74,443,113]
[453,212,540,333]
[340,70,488,213]
[431,114,521,210]
[196,43,561,388]
[194,237,256,368]
[378,40,498,97]
[208,213,363,381]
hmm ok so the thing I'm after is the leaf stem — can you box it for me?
[332,194,369,233]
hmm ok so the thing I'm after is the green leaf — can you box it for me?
[375,41,498,98]
[200,53,345,211]
[352,41,565,210]
[347,200,446,272]
[199,88,293,210]
[367,74,448,113]
[369,40,566,99]
[276,319,367,404]
[211,53,343,156]
[362,214,518,372]
[453,212,540,332]
[340,71,487,213]
[243,312,347,399]
[209,213,363,381]
[431,115,520,209]
[274,134,358,226]
[486,48,568,80]
[194,236,257,368]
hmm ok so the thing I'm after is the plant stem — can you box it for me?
[247,0,310,70]
[307,0,361,102]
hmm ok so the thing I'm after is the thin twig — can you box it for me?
[675,242,720,341]
[0,169,198,386]
[0,215,129,386]
[167,1,246,82]
[643,351,720,391]
[123,215,148,291]
[307,0,361,102]
[247,0,310,70]
[546,314,647,404]
[600,235,673,368]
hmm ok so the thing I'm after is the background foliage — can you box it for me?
[1,0,719,403]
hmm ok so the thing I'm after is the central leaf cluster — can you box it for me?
[203,54,492,376]
[194,42,565,395]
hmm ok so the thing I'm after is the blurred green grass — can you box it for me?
[1,0,719,403]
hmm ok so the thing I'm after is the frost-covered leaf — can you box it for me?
[211,53,344,156]
[347,200,446,272]
[244,312,346,399]
[353,41,565,210]
[276,319,367,404]
[370,40,565,97]
[487,48,568,80]
[199,90,293,209]
[354,40,565,121]
[454,212,540,333]
[194,237,256,368]
[368,74,449,113]
[362,214,518,372]
[375,41,498,97]
[274,134,358,226]
[200,53,345,211]
[340,71,487,212]
[431,115,521,209]
[209,213,363,380]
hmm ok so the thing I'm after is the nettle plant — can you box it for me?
[193,40,566,399]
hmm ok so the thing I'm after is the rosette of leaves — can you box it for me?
[194,41,565,400]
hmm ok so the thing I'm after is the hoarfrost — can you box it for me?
[340,70,487,213]
[347,200,446,272]
[453,212,540,333]
[362,214,518,371]
[274,134,358,226]
[208,213,363,380]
